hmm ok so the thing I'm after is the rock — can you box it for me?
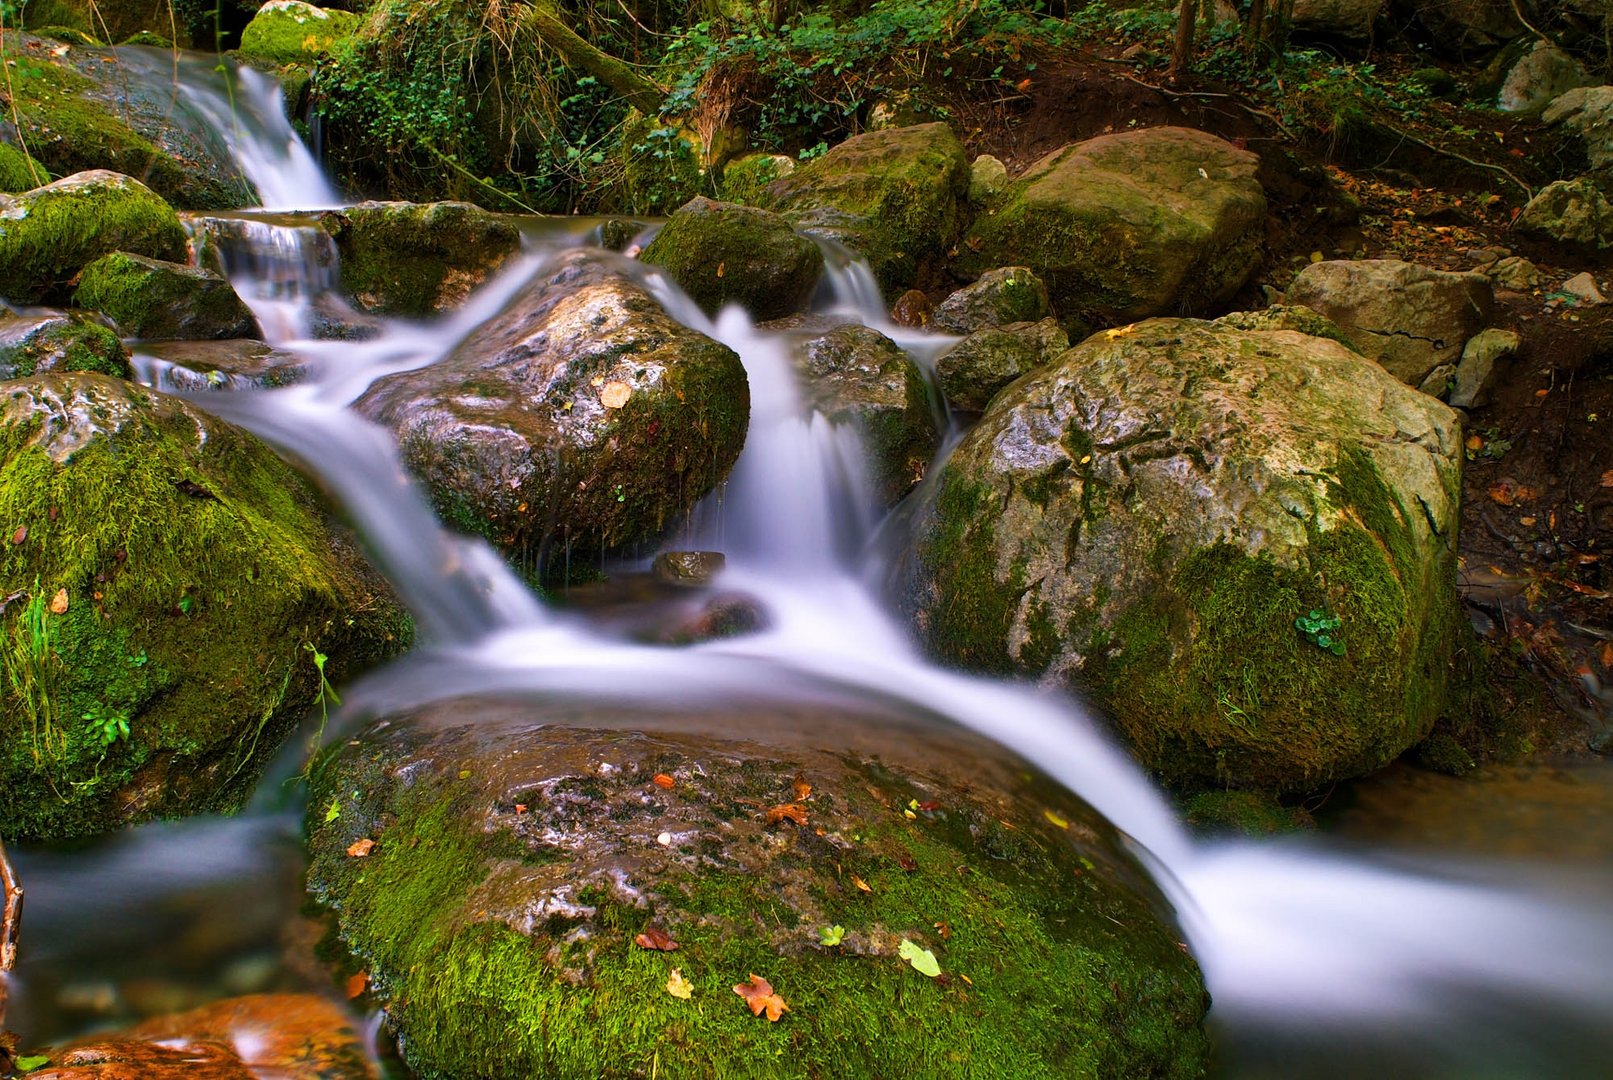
[932,266,1053,334]
[0,374,408,839]
[889,289,932,327]
[0,170,188,304]
[760,123,970,294]
[1450,327,1520,408]
[305,696,1212,1080]
[318,201,521,317]
[0,141,49,192]
[1497,41,1589,114]
[652,550,727,586]
[620,116,710,216]
[74,252,259,340]
[18,0,196,45]
[1284,259,1494,386]
[239,1,358,66]
[1214,303,1361,349]
[309,294,384,341]
[0,310,129,378]
[956,127,1265,328]
[31,993,377,1079]
[654,591,766,644]
[596,218,644,252]
[896,317,1464,793]
[1486,255,1544,290]
[1406,0,1522,50]
[1416,363,1456,399]
[1290,0,1382,38]
[937,319,1068,414]
[641,197,823,321]
[140,339,310,391]
[967,153,1008,204]
[1515,177,1613,253]
[1561,270,1606,304]
[773,318,939,505]
[356,250,749,564]
[716,153,795,206]
[1541,86,1613,168]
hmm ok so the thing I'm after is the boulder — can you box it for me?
[932,266,1053,334]
[0,141,49,192]
[139,339,310,391]
[897,317,1464,793]
[1284,259,1494,386]
[967,154,1008,204]
[1406,0,1522,51]
[0,170,188,304]
[1485,255,1544,290]
[640,197,823,321]
[74,252,259,340]
[1290,0,1382,38]
[760,123,970,294]
[305,696,1212,1080]
[318,201,522,317]
[1516,177,1613,253]
[937,319,1069,414]
[18,0,196,45]
[1450,327,1520,408]
[956,127,1265,328]
[1542,86,1613,168]
[0,310,129,379]
[1498,42,1590,114]
[0,374,408,839]
[356,250,749,563]
[238,1,359,66]
[716,153,795,205]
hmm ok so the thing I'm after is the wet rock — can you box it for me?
[889,289,932,327]
[967,153,1008,204]
[74,252,259,340]
[0,309,129,378]
[1540,86,1613,167]
[1497,41,1589,114]
[140,339,310,391]
[1289,0,1382,38]
[318,201,521,317]
[760,123,970,295]
[356,250,749,565]
[1450,327,1520,408]
[0,374,408,839]
[655,591,768,644]
[641,197,823,322]
[937,318,1068,414]
[652,550,727,586]
[1405,0,1522,50]
[932,266,1053,334]
[1516,177,1613,254]
[1416,363,1457,399]
[596,218,644,252]
[0,141,49,192]
[956,127,1265,328]
[32,993,376,1078]
[239,1,358,66]
[18,1,195,46]
[0,170,188,304]
[309,294,384,341]
[1284,259,1495,386]
[305,696,1211,1080]
[896,317,1464,793]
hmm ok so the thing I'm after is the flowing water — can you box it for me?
[7,52,1613,1078]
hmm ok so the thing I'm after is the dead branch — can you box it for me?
[0,835,20,1028]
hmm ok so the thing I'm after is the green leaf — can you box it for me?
[819,925,845,947]
[17,1056,51,1072]
[324,797,341,824]
[898,938,941,977]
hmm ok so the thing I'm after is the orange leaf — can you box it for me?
[1601,468,1613,488]
[345,971,369,999]
[48,588,68,614]
[716,261,726,278]
[1600,641,1613,669]
[9,525,24,544]
[733,974,789,1021]
[515,803,528,813]
[766,803,809,826]
[346,838,376,858]
[1487,481,1538,506]
[852,875,872,893]
[1464,435,1483,452]
[792,777,812,801]
[634,926,679,951]
[652,773,675,789]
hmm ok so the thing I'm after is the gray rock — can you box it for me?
[1498,42,1590,114]
[1561,271,1606,304]
[937,319,1068,413]
[1450,327,1521,408]
[967,154,1009,204]
[1517,177,1613,252]
[640,196,823,321]
[141,339,309,391]
[932,266,1053,334]
[1486,255,1544,290]
[1541,86,1613,168]
[651,550,727,587]
[1417,363,1457,399]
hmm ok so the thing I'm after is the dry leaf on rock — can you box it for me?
[733,974,788,1021]
[634,927,679,951]
[48,589,68,614]
[600,381,632,409]
[766,803,809,826]
[345,971,369,999]
[652,773,675,789]
[346,838,376,857]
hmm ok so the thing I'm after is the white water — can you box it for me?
[10,53,1613,1077]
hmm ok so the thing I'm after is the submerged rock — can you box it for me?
[356,250,748,566]
[956,127,1265,329]
[0,170,188,304]
[897,317,1464,793]
[74,252,259,340]
[0,309,129,379]
[640,197,823,321]
[306,696,1211,1080]
[0,374,408,839]
[318,201,521,317]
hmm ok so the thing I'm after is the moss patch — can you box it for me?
[74,251,258,340]
[641,197,823,322]
[239,1,358,66]
[0,312,130,378]
[0,141,50,192]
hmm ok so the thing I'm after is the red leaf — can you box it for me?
[652,773,675,789]
[634,926,679,951]
[9,526,23,545]
[346,971,369,999]
[733,974,789,1021]
[766,803,809,826]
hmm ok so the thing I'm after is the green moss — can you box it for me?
[640,198,823,322]
[239,2,358,66]
[322,202,521,317]
[1182,790,1313,836]
[0,141,49,192]
[621,117,708,216]
[0,315,130,379]
[918,473,1023,675]
[73,251,256,340]
[717,154,792,206]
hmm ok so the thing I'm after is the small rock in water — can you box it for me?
[652,550,727,586]
[656,592,768,645]
[1561,271,1606,305]
[889,289,932,328]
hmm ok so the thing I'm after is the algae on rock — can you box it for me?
[74,251,260,340]
[640,196,823,322]
[0,310,130,379]
[318,201,521,317]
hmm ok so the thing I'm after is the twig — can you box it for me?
[1375,118,1534,200]
[0,834,20,1029]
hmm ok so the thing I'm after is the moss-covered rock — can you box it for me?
[717,153,795,206]
[0,310,130,379]
[0,170,188,304]
[936,318,1068,414]
[932,266,1054,334]
[306,696,1212,1080]
[318,201,521,317]
[356,250,749,571]
[0,141,49,192]
[0,374,409,840]
[955,128,1265,329]
[621,115,709,216]
[18,0,197,46]
[897,318,1464,794]
[641,197,824,322]
[760,123,969,296]
[74,251,260,340]
[238,1,359,66]
[1516,177,1613,255]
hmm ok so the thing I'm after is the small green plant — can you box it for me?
[83,701,130,748]
[1295,608,1346,656]
[818,924,845,946]
[5,580,63,761]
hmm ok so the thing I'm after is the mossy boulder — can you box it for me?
[138,339,310,391]
[759,123,969,296]
[305,696,1212,1080]
[621,116,709,216]
[1541,87,1613,169]
[932,266,1054,334]
[936,318,1069,414]
[318,201,522,317]
[0,170,188,304]
[955,128,1266,329]
[0,374,409,839]
[766,316,939,505]
[1516,177,1613,256]
[356,250,749,569]
[1284,259,1495,386]
[239,1,359,66]
[74,252,260,340]
[641,197,824,322]
[896,317,1465,794]
[717,153,795,205]
[18,0,197,45]
[0,141,49,192]
[0,310,130,379]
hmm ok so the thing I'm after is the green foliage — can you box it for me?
[1295,608,1346,656]
[82,700,130,748]
[4,582,62,761]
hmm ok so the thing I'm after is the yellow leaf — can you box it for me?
[600,381,632,409]
[1103,324,1136,341]
[49,588,68,614]
[666,968,693,1000]
[1043,809,1069,829]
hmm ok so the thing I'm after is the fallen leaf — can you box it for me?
[10,525,23,544]
[1535,388,1550,398]
[792,776,812,801]
[1601,641,1613,669]
[1487,481,1538,506]
[1520,516,1537,527]
[852,875,872,893]
[958,972,974,986]
[1465,434,1484,452]
[716,261,726,278]
[1103,324,1136,341]
[666,968,693,1000]
[346,838,376,857]
[515,803,528,813]
[652,773,675,789]
[766,802,809,826]
[345,971,369,998]
[1043,808,1069,829]
[898,938,942,977]
[733,974,789,1021]
[48,588,68,614]
[933,920,952,940]
[600,381,632,409]
[894,850,918,871]
[1601,468,1613,488]
[634,926,679,951]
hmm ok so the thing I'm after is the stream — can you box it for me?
[6,50,1613,1078]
